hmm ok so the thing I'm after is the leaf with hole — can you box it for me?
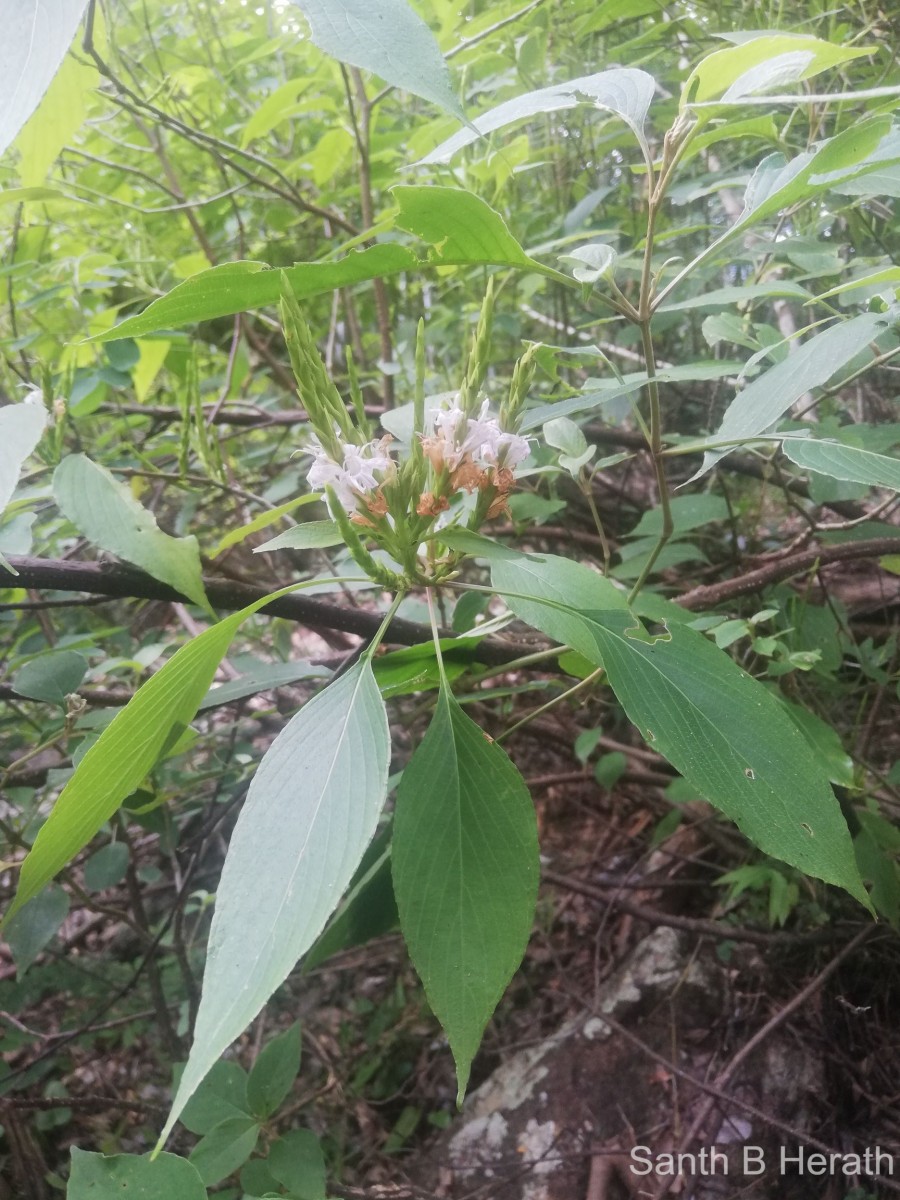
[66,1149,208,1200]
[491,553,869,908]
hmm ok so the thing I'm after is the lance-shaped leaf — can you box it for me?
[782,438,900,491]
[420,68,655,165]
[289,0,465,122]
[97,189,557,343]
[491,554,869,909]
[3,589,301,926]
[53,454,208,609]
[392,684,539,1102]
[688,308,897,480]
[0,0,91,158]
[160,660,390,1145]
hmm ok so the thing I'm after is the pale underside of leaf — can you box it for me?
[160,660,390,1145]
[782,438,900,491]
[419,68,655,165]
[289,0,465,121]
[0,0,90,157]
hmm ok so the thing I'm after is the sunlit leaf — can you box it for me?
[0,0,90,158]
[53,454,209,610]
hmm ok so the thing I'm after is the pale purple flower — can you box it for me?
[306,437,395,511]
[426,397,530,472]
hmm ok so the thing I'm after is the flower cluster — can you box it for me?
[425,398,530,474]
[306,436,395,516]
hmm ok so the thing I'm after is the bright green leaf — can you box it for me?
[160,660,390,1145]
[392,684,540,1102]
[2,588,304,925]
[53,454,209,610]
[683,34,870,107]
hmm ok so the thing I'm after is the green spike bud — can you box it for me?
[279,274,353,451]
[502,342,540,431]
[414,317,427,444]
[345,346,371,440]
[464,277,495,405]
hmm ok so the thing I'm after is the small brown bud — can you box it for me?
[417,492,450,517]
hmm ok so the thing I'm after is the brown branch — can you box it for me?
[678,537,900,610]
[1,557,526,666]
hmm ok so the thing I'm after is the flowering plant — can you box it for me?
[281,277,536,586]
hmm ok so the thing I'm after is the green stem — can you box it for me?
[361,589,408,664]
[496,667,605,744]
[425,587,449,688]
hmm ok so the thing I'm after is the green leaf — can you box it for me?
[658,280,812,312]
[304,831,397,970]
[0,395,47,535]
[689,309,898,479]
[97,188,553,343]
[199,662,330,712]
[627,494,729,538]
[268,1129,327,1200]
[83,843,130,891]
[683,34,870,107]
[5,884,70,977]
[2,590,297,926]
[0,1,91,158]
[67,1149,207,1200]
[253,520,343,552]
[435,527,524,561]
[53,454,209,610]
[247,1023,302,1119]
[178,1061,251,1136]
[781,438,900,492]
[391,185,537,270]
[491,553,869,908]
[813,267,900,303]
[392,683,540,1102]
[15,39,97,187]
[11,650,87,705]
[160,660,390,1145]
[419,68,655,164]
[188,1117,260,1187]
[97,248,416,342]
[289,0,465,122]
[211,495,321,557]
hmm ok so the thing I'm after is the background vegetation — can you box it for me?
[1,0,899,1196]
